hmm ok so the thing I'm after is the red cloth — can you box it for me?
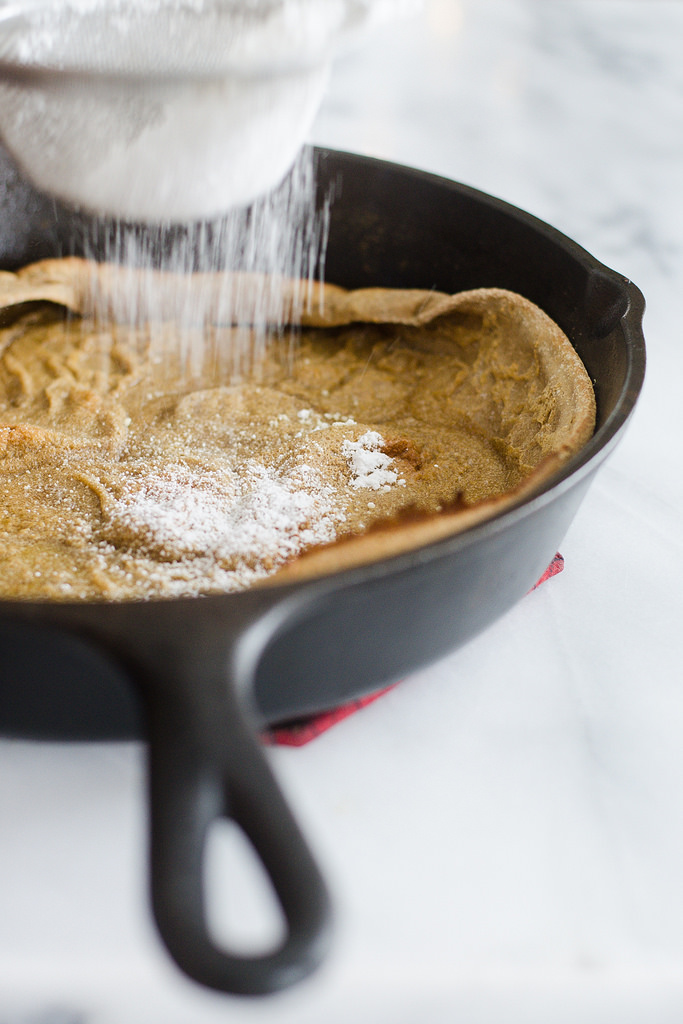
[263,552,564,747]
[529,551,564,589]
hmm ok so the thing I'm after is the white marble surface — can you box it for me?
[1,1,683,1021]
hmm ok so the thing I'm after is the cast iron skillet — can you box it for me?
[0,147,645,995]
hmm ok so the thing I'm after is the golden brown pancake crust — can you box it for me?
[0,258,595,600]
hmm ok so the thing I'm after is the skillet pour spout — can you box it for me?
[0,147,646,996]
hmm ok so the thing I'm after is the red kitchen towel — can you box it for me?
[263,552,564,747]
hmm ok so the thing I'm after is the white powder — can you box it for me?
[96,423,406,594]
[102,459,344,592]
[342,431,398,491]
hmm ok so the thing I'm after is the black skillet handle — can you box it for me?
[143,665,331,996]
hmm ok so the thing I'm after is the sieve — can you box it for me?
[0,0,416,222]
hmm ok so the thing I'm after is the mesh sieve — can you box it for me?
[0,0,418,221]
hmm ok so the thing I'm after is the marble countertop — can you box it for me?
[1,1,682,1021]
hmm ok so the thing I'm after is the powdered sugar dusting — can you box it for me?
[95,424,403,595]
[102,459,344,593]
[343,431,398,491]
